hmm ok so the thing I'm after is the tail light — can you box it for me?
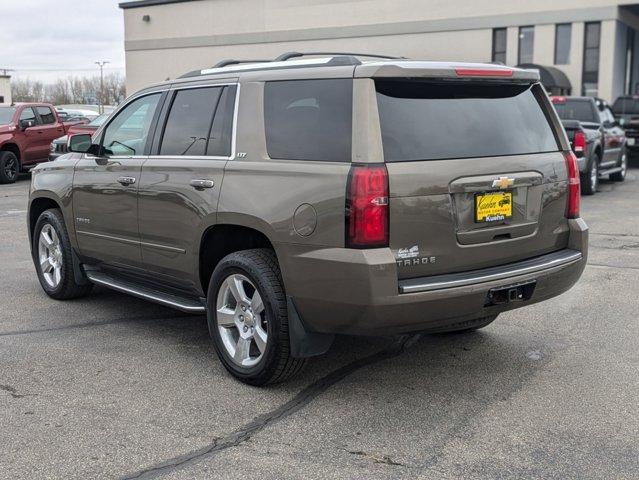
[573,130,586,156]
[564,151,580,219]
[346,164,389,248]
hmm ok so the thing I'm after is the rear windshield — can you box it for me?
[612,97,639,114]
[553,99,598,123]
[375,81,559,162]
[0,107,16,125]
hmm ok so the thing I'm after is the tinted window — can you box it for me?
[264,79,352,162]
[519,26,535,64]
[555,24,572,65]
[160,87,222,156]
[553,100,598,123]
[0,107,16,124]
[376,81,558,162]
[102,93,161,156]
[159,85,236,157]
[207,85,236,157]
[37,106,56,124]
[612,97,639,114]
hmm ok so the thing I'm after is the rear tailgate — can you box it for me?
[373,78,570,280]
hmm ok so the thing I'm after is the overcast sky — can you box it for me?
[0,0,125,83]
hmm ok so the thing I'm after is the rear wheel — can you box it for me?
[610,150,627,182]
[0,151,19,184]
[580,154,599,195]
[207,249,306,385]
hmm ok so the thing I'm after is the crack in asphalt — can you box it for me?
[0,384,35,399]
[0,314,193,338]
[119,334,419,480]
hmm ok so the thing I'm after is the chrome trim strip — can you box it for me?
[85,271,205,313]
[77,230,138,246]
[77,231,186,253]
[399,249,583,294]
[140,240,186,254]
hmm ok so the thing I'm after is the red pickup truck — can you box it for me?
[0,103,83,184]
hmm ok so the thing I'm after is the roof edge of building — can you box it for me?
[119,0,200,10]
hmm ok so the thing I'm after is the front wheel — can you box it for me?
[610,150,628,182]
[206,249,306,386]
[33,209,93,300]
[0,151,19,184]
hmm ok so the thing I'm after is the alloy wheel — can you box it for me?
[4,156,17,181]
[38,224,63,288]
[216,273,268,367]
[620,154,628,179]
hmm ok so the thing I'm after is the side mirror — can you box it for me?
[20,119,35,131]
[619,118,627,127]
[68,134,95,154]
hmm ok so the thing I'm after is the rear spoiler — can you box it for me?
[354,61,540,82]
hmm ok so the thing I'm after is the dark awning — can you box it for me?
[516,63,572,93]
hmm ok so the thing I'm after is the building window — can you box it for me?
[518,26,535,64]
[625,27,635,94]
[554,23,572,65]
[582,22,601,96]
[492,28,507,64]
[0,96,4,103]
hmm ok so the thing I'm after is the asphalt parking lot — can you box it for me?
[1,169,638,480]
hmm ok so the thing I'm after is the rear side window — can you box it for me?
[376,81,559,162]
[264,79,352,162]
[553,100,598,123]
[37,106,56,124]
[160,85,236,157]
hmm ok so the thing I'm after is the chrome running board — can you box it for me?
[399,249,583,294]
[85,271,206,313]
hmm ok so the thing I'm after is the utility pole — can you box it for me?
[95,61,110,114]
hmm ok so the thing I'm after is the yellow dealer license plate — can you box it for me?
[475,191,513,223]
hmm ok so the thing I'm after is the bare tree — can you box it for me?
[10,75,125,105]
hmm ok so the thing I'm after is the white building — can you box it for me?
[119,0,639,102]
[0,73,11,105]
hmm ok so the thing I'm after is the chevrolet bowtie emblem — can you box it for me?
[492,177,515,189]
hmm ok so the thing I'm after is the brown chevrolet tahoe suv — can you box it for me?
[28,53,588,385]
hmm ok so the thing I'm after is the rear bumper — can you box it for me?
[279,218,588,336]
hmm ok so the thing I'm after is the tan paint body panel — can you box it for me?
[28,59,588,336]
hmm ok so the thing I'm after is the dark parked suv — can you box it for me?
[28,53,588,385]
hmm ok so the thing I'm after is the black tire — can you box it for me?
[32,209,93,300]
[431,315,498,334]
[580,154,599,195]
[206,248,306,386]
[610,149,628,182]
[0,151,19,184]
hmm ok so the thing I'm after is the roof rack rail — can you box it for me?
[274,51,405,62]
[213,59,271,68]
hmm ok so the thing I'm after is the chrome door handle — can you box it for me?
[190,179,215,190]
[117,176,136,186]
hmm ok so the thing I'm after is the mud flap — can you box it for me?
[71,249,90,286]
[287,297,334,358]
